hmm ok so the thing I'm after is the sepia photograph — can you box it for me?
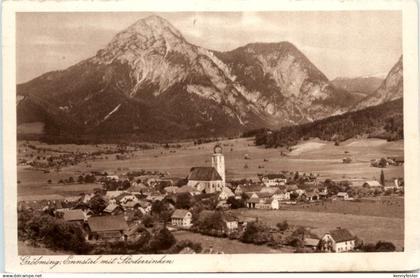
[2,0,420,273]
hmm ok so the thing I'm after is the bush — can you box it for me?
[168,240,202,254]
[276,220,289,231]
[148,227,176,253]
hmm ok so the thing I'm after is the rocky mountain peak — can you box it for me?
[94,15,187,64]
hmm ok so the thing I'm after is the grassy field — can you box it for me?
[281,197,404,218]
[230,209,404,250]
[172,230,293,254]
[17,137,403,199]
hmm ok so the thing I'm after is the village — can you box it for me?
[17,140,404,255]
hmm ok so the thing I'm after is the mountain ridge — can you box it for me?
[17,15,403,143]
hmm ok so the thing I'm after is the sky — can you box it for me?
[16,11,402,83]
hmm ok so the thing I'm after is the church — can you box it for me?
[187,144,226,194]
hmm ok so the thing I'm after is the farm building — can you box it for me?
[171,209,192,228]
[86,215,129,241]
[246,196,259,209]
[320,228,356,253]
[62,209,86,223]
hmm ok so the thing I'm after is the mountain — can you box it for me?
[330,76,384,100]
[16,15,373,143]
[352,56,403,111]
[253,98,403,148]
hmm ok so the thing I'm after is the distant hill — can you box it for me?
[352,56,403,110]
[330,76,384,100]
[252,98,403,148]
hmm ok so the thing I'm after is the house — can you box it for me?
[171,209,192,228]
[336,192,350,200]
[121,200,141,210]
[105,190,125,200]
[234,185,243,196]
[246,196,259,209]
[223,215,239,232]
[106,175,120,181]
[304,237,320,249]
[294,189,306,196]
[187,167,224,193]
[164,186,179,194]
[179,247,196,254]
[304,191,319,202]
[363,181,382,188]
[237,216,257,227]
[260,187,281,195]
[103,204,124,215]
[320,228,356,253]
[115,193,138,204]
[62,209,86,223]
[127,183,150,194]
[218,187,235,200]
[272,191,291,201]
[261,174,287,187]
[86,215,129,241]
[271,198,281,210]
[255,198,272,209]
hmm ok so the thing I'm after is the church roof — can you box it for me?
[188,167,222,181]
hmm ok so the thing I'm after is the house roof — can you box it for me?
[247,197,260,203]
[187,167,222,181]
[363,181,382,187]
[179,247,196,254]
[62,209,85,221]
[220,187,234,195]
[122,200,140,208]
[87,215,128,232]
[304,238,320,247]
[223,214,238,222]
[328,228,355,243]
[171,209,191,219]
[115,193,134,202]
[104,204,120,213]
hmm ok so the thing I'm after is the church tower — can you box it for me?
[212,144,225,186]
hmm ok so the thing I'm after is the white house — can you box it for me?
[223,215,239,232]
[261,174,287,187]
[336,192,350,200]
[320,228,356,253]
[271,199,281,210]
[171,209,192,228]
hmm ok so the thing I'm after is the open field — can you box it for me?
[281,197,404,218]
[172,230,293,254]
[17,137,404,199]
[231,209,404,250]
